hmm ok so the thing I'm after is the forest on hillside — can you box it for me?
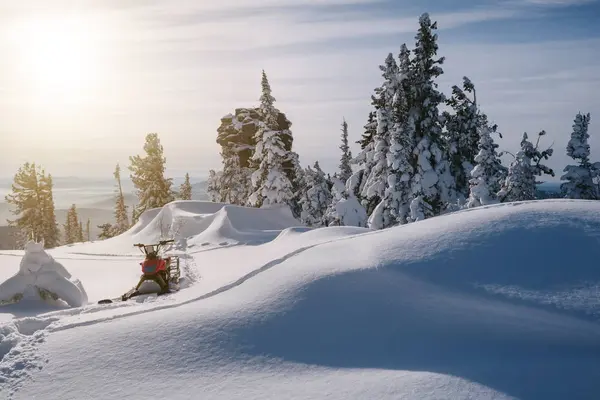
[206,13,595,229]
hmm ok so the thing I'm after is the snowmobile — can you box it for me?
[98,240,181,304]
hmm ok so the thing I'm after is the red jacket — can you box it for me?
[141,258,166,275]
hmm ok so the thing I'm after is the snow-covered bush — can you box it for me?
[325,178,368,227]
[466,124,505,208]
[0,241,88,307]
[498,131,554,202]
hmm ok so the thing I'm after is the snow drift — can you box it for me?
[70,201,301,255]
[2,200,600,400]
[0,242,88,308]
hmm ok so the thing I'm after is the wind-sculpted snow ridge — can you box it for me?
[68,200,301,256]
[186,203,302,249]
[4,200,600,399]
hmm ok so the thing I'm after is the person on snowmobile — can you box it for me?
[135,245,170,294]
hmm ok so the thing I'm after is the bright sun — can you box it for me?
[11,15,101,108]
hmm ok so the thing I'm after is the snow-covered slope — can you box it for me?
[2,200,600,399]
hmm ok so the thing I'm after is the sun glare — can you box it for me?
[10,15,103,108]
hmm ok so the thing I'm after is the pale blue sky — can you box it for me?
[0,0,598,181]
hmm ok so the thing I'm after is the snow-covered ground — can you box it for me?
[1,199,600,399]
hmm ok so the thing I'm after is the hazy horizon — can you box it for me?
[1,0,598,181]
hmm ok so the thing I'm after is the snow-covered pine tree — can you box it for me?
[63,204,80,244]
[498,131,554,202]
[179,172,193,200]
[349,112,377,205]
[86,219,91,241]
[299,162,332,226]
[360,54,399,218]
[206,169,222,202]
[218,148,252,205]
[357,111,377,150]
[560,113,597,199]
[128,133,175,217]
[325,177,368,227]
[299,165,316,226]
[247,71,294,208]
[113,163,129,235]
[405,13,457,221]
[444,77,481,199]
[289,155,305,219]
[370,43,413,229]
[466,123,506,207]
[338,119,353,183]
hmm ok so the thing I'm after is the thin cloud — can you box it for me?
[522,0,597,4]
[113,7,519,53]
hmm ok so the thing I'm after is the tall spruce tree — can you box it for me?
[444,77,482,199]
[370,43,413,229]
[350,111,377,203]
[39,172,60,248]
[289,155,305,219]
[561,113,597,199]
[86,219,91,241]
[77,221,84,243]
[179,172,193,200]
[5,162,44,244]
[360,53,399,217]
[358,111,377,150]
[499,131,554,202]
[405,13,456,221]
[129,133,175,217]
[113,163,130,235]
[63,204,80,244]
[5,163,59,248]
[339,119,353,183]
[248,71,294,208]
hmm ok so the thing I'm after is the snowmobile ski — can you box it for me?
[97,287,174,304]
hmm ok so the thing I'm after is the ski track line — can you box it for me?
[48,243,319,333]
[0,232,369,398]
[48,231,366,332]
[0,242,241,261]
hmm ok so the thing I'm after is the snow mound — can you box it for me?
[186,203,302,248]
[0,242,88,308]
[10,200,600,400]
[70,201,301,255]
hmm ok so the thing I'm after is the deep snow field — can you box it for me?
[1,199,600,399]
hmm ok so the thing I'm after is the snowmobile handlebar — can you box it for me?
[133,240,175,255]
[133,239,174,247]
